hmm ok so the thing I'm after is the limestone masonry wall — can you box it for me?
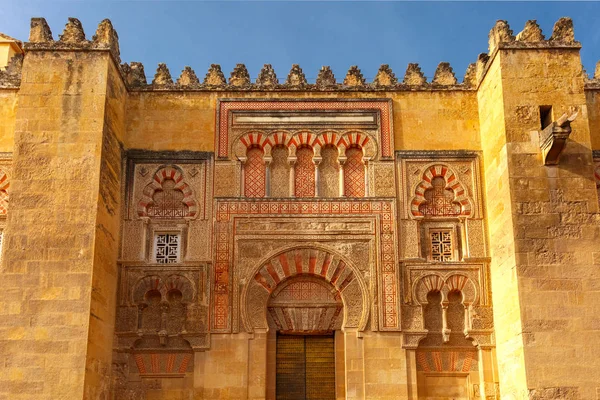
[0,14,599,400]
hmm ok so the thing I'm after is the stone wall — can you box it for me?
[0,15,599,400]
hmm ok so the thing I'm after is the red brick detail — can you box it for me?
[166,353,176,373]
[432,351,443,372]
[217,100,393,158]
[138,166,198,218]
[150,354,160,373]
[411,164,471,217]
[279,253,291,277]
[462,351,474,372]
[244,147,266,197]
[344,146,366,197]
[179,354,192,373]
[134,354,146,374]
[0,170,10,216]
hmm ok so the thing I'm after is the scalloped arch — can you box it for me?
[137,166,198,218]
[233,131,271,160]
[410,164,472,217]
[132,274,196,304]
[414,273,478,305]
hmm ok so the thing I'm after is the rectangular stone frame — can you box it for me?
[215,99,394,159]
[212,198,399,333]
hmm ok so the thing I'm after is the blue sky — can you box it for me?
[2,1,600,83]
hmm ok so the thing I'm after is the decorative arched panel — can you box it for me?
[294,146,316,197]
[270,145,291,197]
[344,146,366,197]
[411,164,472,218]
[233,131,272,160]
[338,131,377,159]
[241,247,369,333]
[318,144,340,197]
[413,273,478,306]
[244,146,266,198]
[137,166,198,218]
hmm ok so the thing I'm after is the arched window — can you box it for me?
[294,146,315,197]
[148,179,189,218]
[343,146,365,197]
[244,146,266,198]
[318,145,340,197]
[419,177,461,217]
[270,145,290,197]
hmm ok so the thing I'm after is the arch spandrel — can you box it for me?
[240,246,370,333]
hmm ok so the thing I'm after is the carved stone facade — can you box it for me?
[1,15,600,400]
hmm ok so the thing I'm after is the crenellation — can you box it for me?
[432,62,457,85]
[550,17,576,43]
[516,20,545,42]
[475,53,490,84]
[124,61,147,87]
[229,63,251,86]
[343,65,366,87]
[315,65,336,87]
[29,17,53,43]
[204,63,226,86]
[0,53,23,87]
[285,63,307,87]
[59,17,87,44]
[373,64,397,87]
[177,66,200,87]
[152,63,173,86]
[403,63,426,85]
[488,20,514,53]
[463,63,476,87]
[92,18,120,59]
[256,63,278,86]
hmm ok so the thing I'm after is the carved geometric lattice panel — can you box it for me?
[244,147,266,198]
[430,230,453,262]
[155,234,180,264]
[344,146,365,197]
[419,177,460,217]
[294,147,315,197]
[148,179,188,218]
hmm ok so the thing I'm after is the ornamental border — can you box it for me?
[216,99,393,159]
[211,198,399,332]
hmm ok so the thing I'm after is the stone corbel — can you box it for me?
[539,111,578,165]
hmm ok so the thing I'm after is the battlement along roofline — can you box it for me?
[2,16,599,91]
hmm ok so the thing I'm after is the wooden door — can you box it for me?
[276,334,335,400]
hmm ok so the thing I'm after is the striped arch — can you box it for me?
[233,131,271,160]
[414,274,446,304]
[337,131,377,159]
[594,162,600,188]
[242,246,370,332]
[269,131,293,148]
[410,164,472,217]
[319,131,342,150]
[289,131,319,156]
[137,166,198,218]
[413,273,478,305]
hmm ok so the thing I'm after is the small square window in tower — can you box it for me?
[154,233,180,264]
[430,229,454,262]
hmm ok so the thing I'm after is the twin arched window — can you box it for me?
[243,143,366,198]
